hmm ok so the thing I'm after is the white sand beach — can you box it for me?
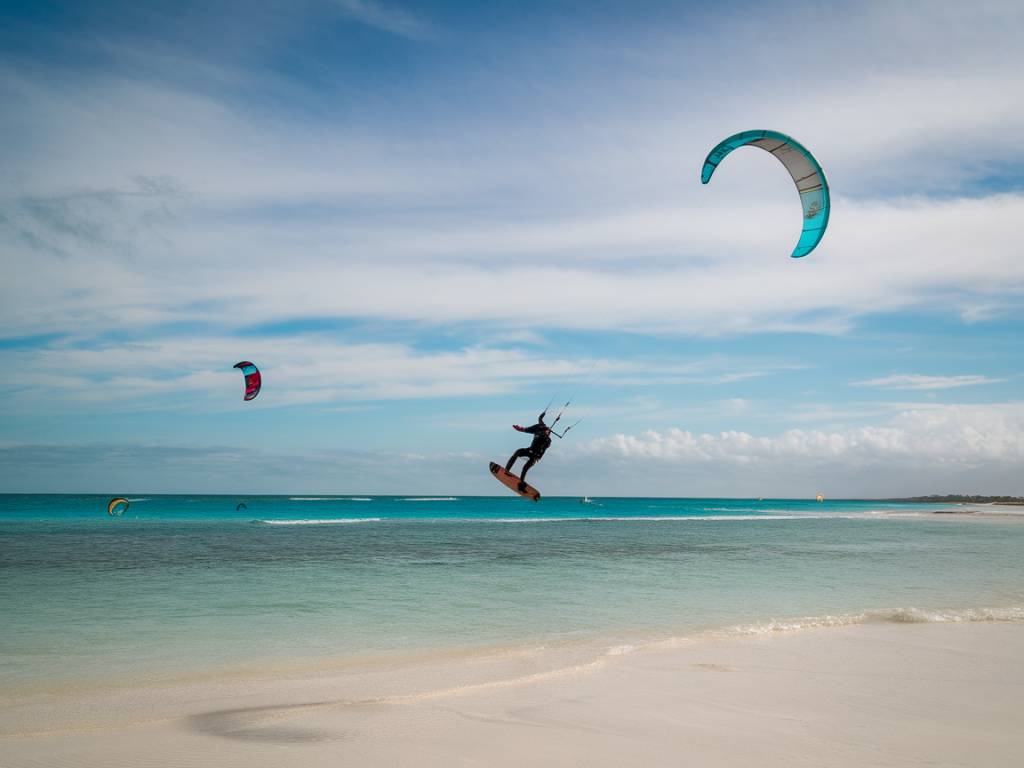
[3,622,1022,767]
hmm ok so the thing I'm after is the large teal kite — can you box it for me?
[701,130,829,258]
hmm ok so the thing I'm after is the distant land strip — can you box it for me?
[882,495,1024,505]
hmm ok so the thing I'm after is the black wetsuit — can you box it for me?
[505,415,552,485]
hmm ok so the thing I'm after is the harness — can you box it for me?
[529,430,552,458]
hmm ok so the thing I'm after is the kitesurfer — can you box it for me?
[505,412,564,491]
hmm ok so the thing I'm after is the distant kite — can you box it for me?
[236,502,248,512]
[107,497,129,516]
[701,130,830,258]
[233,361,262,401]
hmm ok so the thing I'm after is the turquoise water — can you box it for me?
[2,494,1023,691]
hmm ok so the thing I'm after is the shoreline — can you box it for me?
[4,600,1023,703]
[3,619,1024,766]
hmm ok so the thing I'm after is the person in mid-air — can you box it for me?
[505,411,565,491]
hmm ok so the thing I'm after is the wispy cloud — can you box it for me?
[0,338,593,410]
[853,374,1003,391]
[333,0,437,41]
[0,335,800,414]
[0,442,483,494]
[0,177,184,260]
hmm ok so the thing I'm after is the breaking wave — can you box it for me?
[288,497,374,502]
[483,515,811,523]
[256,518,382,526]
[723,605,1024,636]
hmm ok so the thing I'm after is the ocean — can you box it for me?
[2,494,1023,694]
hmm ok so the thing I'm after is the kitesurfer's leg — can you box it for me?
[506,448,531,473]
[518,456,537,491]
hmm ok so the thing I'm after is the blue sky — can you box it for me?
[1,0,1022,496]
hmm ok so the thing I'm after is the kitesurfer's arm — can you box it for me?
[514,415,548,433]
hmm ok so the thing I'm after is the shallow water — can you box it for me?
[2,494,1022,692]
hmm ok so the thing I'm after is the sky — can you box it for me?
[1,0,1022,496]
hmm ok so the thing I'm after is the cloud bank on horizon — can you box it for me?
[1,0,1022,495]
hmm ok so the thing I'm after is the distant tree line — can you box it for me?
[885,494,1024,503]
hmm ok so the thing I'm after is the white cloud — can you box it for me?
[853,374,1003,391]
[550,403,1024,497]
[577,404,1024,468]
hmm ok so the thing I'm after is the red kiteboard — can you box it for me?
[489,462,541,502]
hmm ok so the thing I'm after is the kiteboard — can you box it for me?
[489,462,541,502]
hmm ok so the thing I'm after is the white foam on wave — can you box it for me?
[605,643,637,656]
[403,497,458,502]
[722,605,1024,637]
[726,614,868,635]
[391,657,607,704]
[876,605,1024,624]
[700,506,772,513]
[643,506,939,520]
[289,496,374,501]
[649,505,795,514]
[485,515,810,523]
[257,518,382,526]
